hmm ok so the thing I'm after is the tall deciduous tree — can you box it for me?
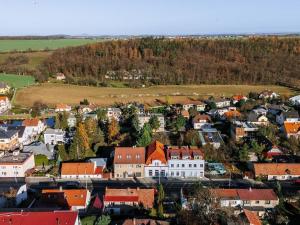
[136,123,152,147]
[107,117,120,144]
[149,115,160,132]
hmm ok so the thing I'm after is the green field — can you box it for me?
[0,39,103,52]
[0,73,35,88]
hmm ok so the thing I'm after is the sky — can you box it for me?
[1,0,300,36]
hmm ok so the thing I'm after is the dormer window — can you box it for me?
[136,154,140,159]
[126,155,131,159]
[117,155,122,159]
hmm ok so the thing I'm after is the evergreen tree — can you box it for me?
[175,115,186,131]
[55,113,61,129]
[57,144,69,161]
[149,115,160,132]
[157,184,165,218]
[136,123,152,147]
[239,144,250,162]
[61,112,69,130]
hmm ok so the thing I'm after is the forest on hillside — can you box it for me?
[2,37,300,85]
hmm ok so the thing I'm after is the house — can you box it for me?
[55,103,72,112]
[82,112,98,121]
[242,209,262,225]
[138,113,165,132]
[264,146,283,159]
[181,110,190,119]
[0,96,11,113]
[44,128,65,145]
[0,82,10,94]
[167,146,205,178]
[114,147,145,178]
[232,95,248,104]
[248,109,269,125]
[192,114,212,129]
[145,140,168,177]
[211,188,279,214]
[0,211,79,225]
[0,184,28,207]
[61,161,104,179]
[283,121,300,138]
[177,100,206,111]
[230,121,259,141]
[41,189,91,211]
[198,128,224,149]
[67,114,77,128]
[4,125,28,146]
[223,110,242,121]
[276,110,299,125]
[254,163,300,180]
[107,107,122,121]
[56,72,66,80]
[22,118,46,138]
[259,90,279,99]
[78,104,98,114]
[214,98,231,108]
[0,151,35,177]
[0,127,20,151]
[289,95,300,106]
[103,187,155,215]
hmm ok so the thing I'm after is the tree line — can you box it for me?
[38,36,300,85]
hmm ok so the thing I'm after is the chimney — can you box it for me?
[249,186,252,192]
[59,186,63,191]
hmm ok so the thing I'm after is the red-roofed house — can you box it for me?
[61,161,104,179]
[242,209,262,225]
[145,140,168,177]
[254,163,300,180]
[192,114,212,129]
[114,147,145,178]
[103,187,155,215]
[0,211,79,225]
[22,118,46,140]
[55,103,72,112]
[232,95,248,104]
[41,189,91,212]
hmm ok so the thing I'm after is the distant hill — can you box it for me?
[38,37,300,86]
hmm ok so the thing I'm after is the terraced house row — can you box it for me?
[114,140,205,178]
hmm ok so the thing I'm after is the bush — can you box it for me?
[80,216,96,225]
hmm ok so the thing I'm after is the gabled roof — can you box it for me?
[232,95,247,101]
[0,211,78,225]
[0,127,18,139]
[146,140,167,165]
[237,189,277,201]
[224,110,241,119]
[244,209,262,225]
[192,114,211,123]
[61,162,95,175]
[254,163,300,176]
[210,189,239,199]
[42,189,88,207]
[56,103,71,109]
[22,118,40,127]
[167,146,204,160]
[0,96,8,101]
[104,188,155,208]
[114,147,145,164]
[284,121,300,134]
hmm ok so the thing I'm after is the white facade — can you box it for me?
[215,100,231,108]
[44,128,65,145]
[0,152,35,177]
[168,159,204,178]
[24,120,46,137]
[107,107,122,121]
[0,97,11,113]
[289,95,300,106]
[193,120,211,130]
[145,160,168,177]
[138,114,165,132]
[220,199,242,208]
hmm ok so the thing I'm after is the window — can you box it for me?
[126,154,131,159]
[136,164,141,168]
[200,164,203,168]
[155,170,159,177]
[149,170,153,176]
[171,172,174,176]
[255,200,260,204]
[177,164,180,168]
[244,200,250,204]
[136,154,140,159]
[182,164,185,168]
[194,164,197,168]
[189,164,192,168]
[265,200,271,204]
[171,164,174,168]
[118,155,122,159]
[161,170,165,176]
[155,162,159,166]
[176,172,180,176]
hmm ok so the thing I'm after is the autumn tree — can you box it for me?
[107,117,120,145]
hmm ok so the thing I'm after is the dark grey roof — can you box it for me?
[0,127,18,139]
[0,82,8,88]
[6,126,25,138]
[283,110,299,118]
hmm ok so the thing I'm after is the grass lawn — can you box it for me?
[0,39,104,52]
[0,73,35,88]
[14,83,296,107]
[34,154,49,166]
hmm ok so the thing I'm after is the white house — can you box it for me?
[106,107,122,121]
[0,151,35,177]
[0,96,11,114]
[289,95,300,106]
[67,114,77,128]
[44,128,66,145]
[138,113,165,132]
[145,141,168,177]
[22,118,46,139]
[215,99,231,108]
[192,114,212,130]
[259,90,279,99]
[254,163,300,181]
[167,146,205,178]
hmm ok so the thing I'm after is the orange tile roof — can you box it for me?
[114,147,145,164]
[254,163,300,176]
[0,96,8,101]
[181,110,189,118]
[22,118,40,127]
[192,114,211,123]
[284,121,300,134]
[224,110,241,119]
[232,95,246,101]
[42,189,88,207]
[237,188,277,201]
[104,188,155,208]
[61,162,95,175]
[244,209,262,225]
[210,189,239,199]
[146,140,167,165]
[56,103,71,109]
